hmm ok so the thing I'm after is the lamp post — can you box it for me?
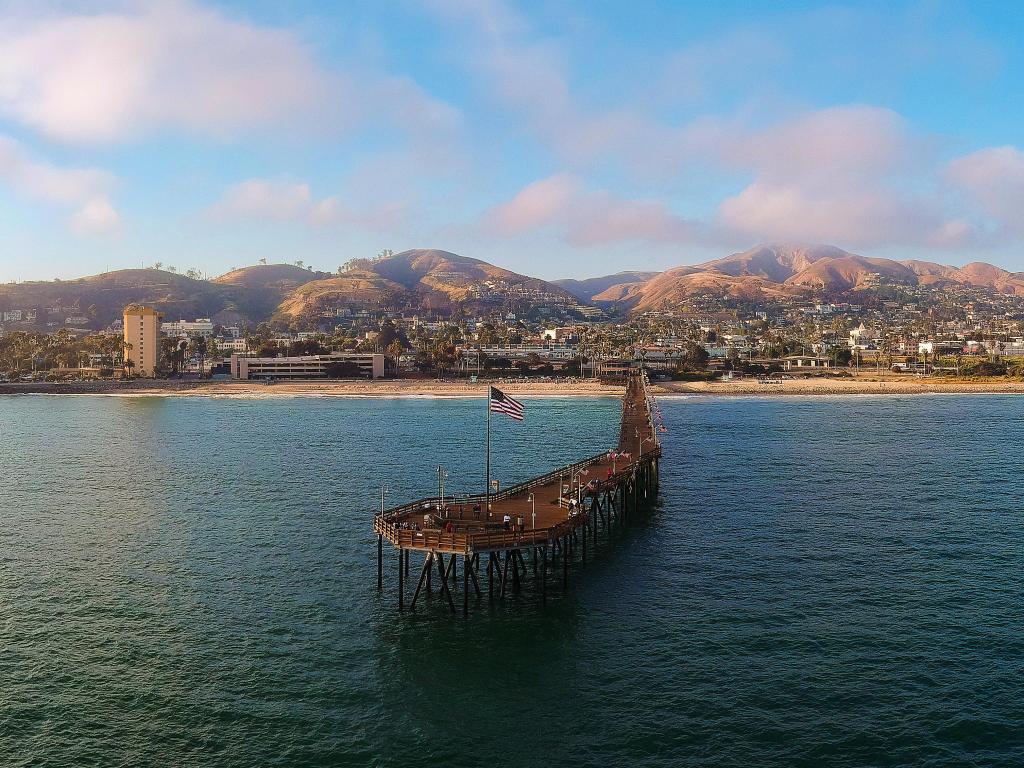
[380,484,389,516]
[437,465,448,513]
[571,470,587,511]
[528,493,535,530]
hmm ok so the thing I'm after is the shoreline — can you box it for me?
[654,377,1024,397]
[5,375,1024,399]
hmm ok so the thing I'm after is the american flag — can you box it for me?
[489,386,524,421]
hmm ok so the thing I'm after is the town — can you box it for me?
[4,263,1024,384]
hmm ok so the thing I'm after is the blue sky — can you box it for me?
[0,0,1023,282]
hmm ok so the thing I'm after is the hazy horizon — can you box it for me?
[1,1,1023,283]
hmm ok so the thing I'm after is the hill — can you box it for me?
[272,249,576,322]
[0,269,261,330]
[213,264,330,321]
[609,244,1024,313]
[554,271,660,303]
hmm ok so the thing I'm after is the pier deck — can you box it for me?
[373,371,662,614]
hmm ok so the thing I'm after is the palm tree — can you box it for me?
[194,336,208,377]
[121,341,133,378]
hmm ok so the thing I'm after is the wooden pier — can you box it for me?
[372,371,662,615]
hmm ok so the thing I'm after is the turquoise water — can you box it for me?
[2,393,1023,766]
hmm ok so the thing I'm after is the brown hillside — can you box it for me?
[785,255,917,291]
[555,271,660,302]
[272,248,575,320]
[628,267,804,312]
[700,244,849,282]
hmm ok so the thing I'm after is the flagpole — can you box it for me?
[486,385,491,512]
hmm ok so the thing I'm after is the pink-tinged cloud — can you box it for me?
[485,174,698,246]
[947,146,1024,231]
[0,1,458,144]
[210,178,407,233]
[717,106,974,248]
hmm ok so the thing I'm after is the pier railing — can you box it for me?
[374,449,611,524]
[374,507,597,554]
[372,451,660,554]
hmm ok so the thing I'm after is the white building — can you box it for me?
[162,318,215,338]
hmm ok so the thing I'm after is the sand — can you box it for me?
[5,374,1024,398]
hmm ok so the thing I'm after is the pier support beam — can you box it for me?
[562,535,568,588]
[398,548,404,610]
[377,535,383,591]
[541,546,547,605]
[410,552,433,610]
[463,556,469,617]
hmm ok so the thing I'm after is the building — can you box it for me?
[162,318,215,338]
[782,355,832,370]
[541,326,580,342]
[230,352,384,380]
[123,305,163,377]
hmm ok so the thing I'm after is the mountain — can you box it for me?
[785,254,918,291]
[623,266,803,312]
[608,244,1024,313]
[554,271,660,303]
[272,249,576,321]
[213,264,330,321]
[701,244,847,282]
[0,269,262,329]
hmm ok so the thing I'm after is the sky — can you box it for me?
[0,0,1023,282]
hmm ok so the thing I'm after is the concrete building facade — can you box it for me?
[123,305,162,377]
[230,352,385,380]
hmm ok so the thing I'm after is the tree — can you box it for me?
[258,258,268,265]
[294,260,305,269]
[194,336,208,376]
[678,342,709,371]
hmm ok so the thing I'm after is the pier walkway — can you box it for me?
[373,371,662,615]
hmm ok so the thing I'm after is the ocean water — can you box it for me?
[1,393,1022,767]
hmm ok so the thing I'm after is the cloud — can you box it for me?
[947,146,1024,233]
[70,196,120,236]
[0,0,458,144]
[209,178,406,233]
[484,174,699,246]
[0,134,119,235]
[715,106,972,248]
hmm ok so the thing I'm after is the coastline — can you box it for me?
[654,376,1024,397]
[5,374,1024,398]
[0,378,626,398]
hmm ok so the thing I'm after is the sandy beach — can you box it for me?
[0,377,625,398]
[654,375,1024,397]
[5,374,1024,398]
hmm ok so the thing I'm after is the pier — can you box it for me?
[373,372,662,615]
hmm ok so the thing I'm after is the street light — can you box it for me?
[434,462,446,512]
[571,469,587,511]
[380,484,389,517]
[528,493,535,529]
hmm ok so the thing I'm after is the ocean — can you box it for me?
[2,393,1022,767]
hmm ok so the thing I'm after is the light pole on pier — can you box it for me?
[437,465,448,511]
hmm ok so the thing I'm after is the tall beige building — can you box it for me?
[123,305,163,377]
